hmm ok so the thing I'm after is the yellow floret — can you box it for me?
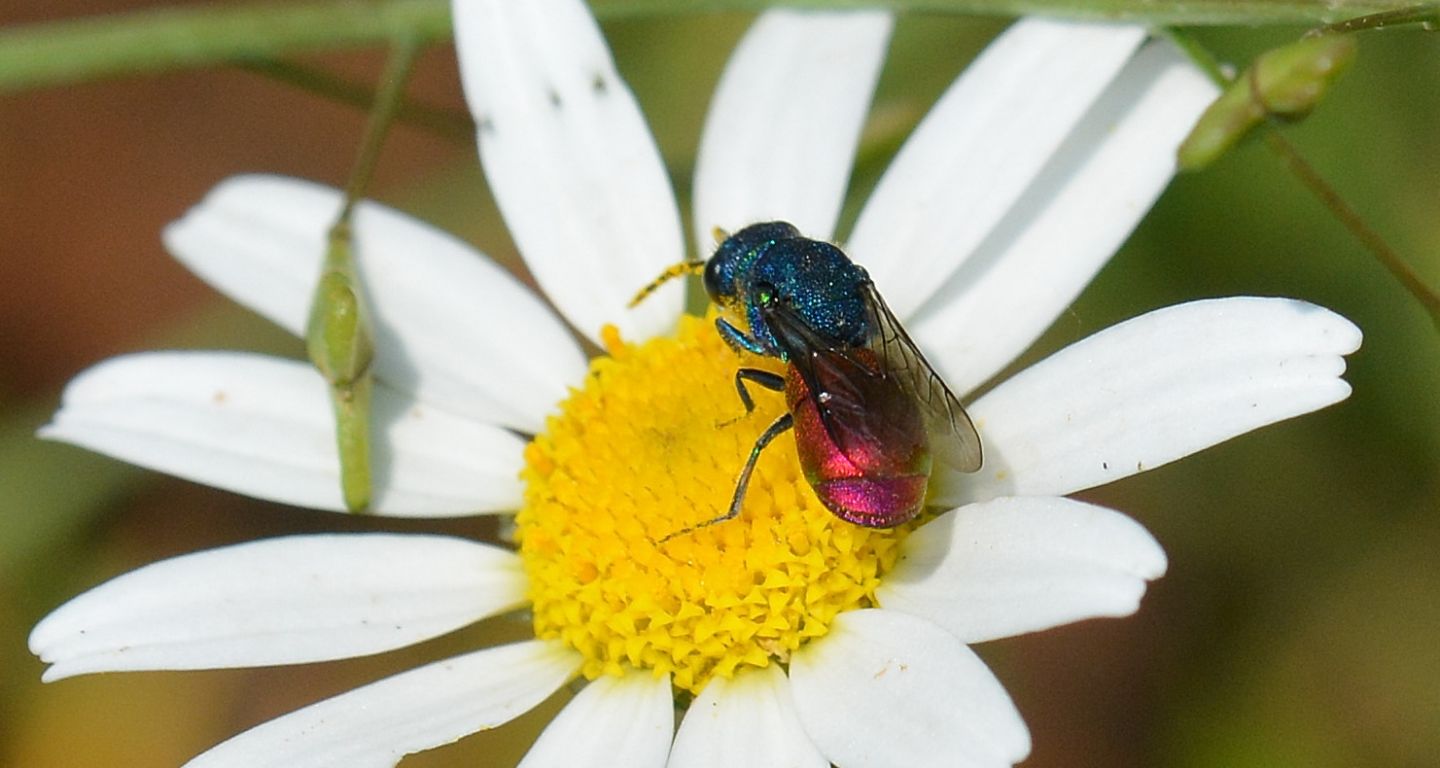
[518,313,908,694]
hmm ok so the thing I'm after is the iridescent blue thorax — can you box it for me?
[703,221,870,360]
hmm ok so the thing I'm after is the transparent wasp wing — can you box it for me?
[761,300,927,472]
[857,281,983,472]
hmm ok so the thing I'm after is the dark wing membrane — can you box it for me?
[858,281,983,472]
[760,301,925,471]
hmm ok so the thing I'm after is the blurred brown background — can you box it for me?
[2,2,1437,767]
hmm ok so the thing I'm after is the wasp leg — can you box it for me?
[715,318,768,356]
[734,368,785,413]
[726,412,795,519]
[717,368,785,427]
[660,413,794,543]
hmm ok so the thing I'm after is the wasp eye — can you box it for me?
[703,255,730,302]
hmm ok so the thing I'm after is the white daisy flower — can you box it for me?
[30,3,1361,767]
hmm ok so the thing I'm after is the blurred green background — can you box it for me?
[2,3,1437,766]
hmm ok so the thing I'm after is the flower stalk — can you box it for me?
[236,59,474,143]
[1168,24,1440,334]
[1177,35,1358,170]
[305,37,420,512]
[0,0,1411,94]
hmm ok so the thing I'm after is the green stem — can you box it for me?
[237,59,473,144]
[0,0,1412,93]
[1311,2,1440,33]
[340,37,421,215]
[310,39,420,513]
[0,0,451,93]
[1262,131,1440,330]
[1167,26,1440,332]
[590,0,1402,20]
[1159,27,1230,83]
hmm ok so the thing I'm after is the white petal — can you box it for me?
[518,673,673,768]
[934,298,1362,506]
[790,610,1029,768]
[878,497,1165,644]
[693,9,892,248]
[41,352,525,516]
[849,20,1145,317]
[31,534,525,681]
[454,0,684,343]
[165,174,583,432]
[185,640,580,768]
[668,665,826,768]
[912,42,1219,394]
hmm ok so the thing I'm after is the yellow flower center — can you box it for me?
[518,313,909,694]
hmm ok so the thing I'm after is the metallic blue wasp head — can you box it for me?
[705,222,871,359]
[703,221,801,308]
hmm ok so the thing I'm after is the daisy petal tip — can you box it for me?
[1287,299,1363,355]
[1001,717,1033,765]
[1101,508,1168,582]
[1269,300,1362,407]
[957,297,1364,502]
[35,420,94,458]
[34,658,100,685]
[883,498,1169,642]
[1333,377,1355,404]
[27,609,55,647]
[163,173,318,244]
[1330,315,1364,356]
[1140,538,1169,582]
[47,352,129,405]
[34,410,103,449]
[198,173,317,208]
[28,614,94,683]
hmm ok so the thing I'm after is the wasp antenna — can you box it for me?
[628,260,705,308]
[711,226,729,244]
